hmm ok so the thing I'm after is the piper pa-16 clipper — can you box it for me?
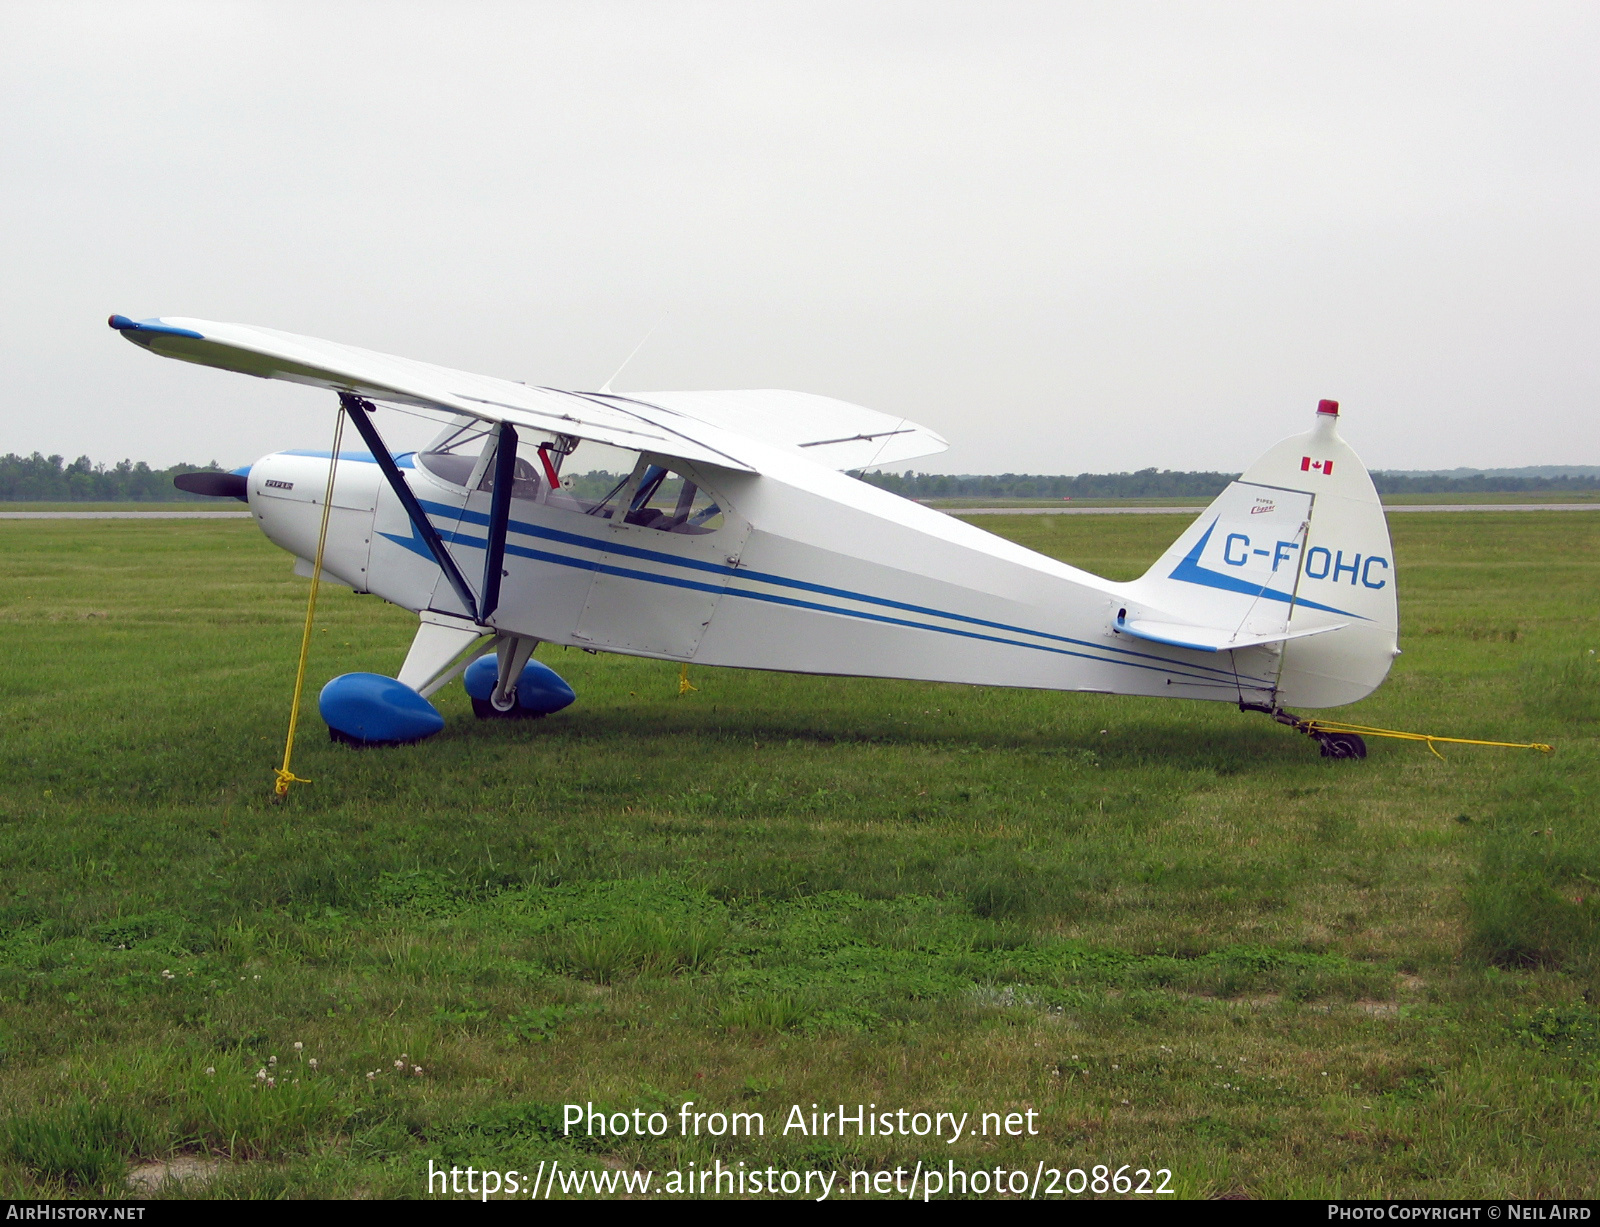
[110,314,1398,758]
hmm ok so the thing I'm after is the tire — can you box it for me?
[470,695,548,721]
[327,725,430,748]
[1317,732,1367,759]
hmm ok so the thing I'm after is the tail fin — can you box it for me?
[1122,400,1399,708]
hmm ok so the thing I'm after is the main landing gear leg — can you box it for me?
[471,635,540,719]
[1239,703,1367,760]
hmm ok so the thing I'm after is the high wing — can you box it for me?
[612,389,946,469]
[108,315,946,472]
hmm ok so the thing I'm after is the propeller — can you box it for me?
[174,471,248,500]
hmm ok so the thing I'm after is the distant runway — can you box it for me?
[948,503,1600,516]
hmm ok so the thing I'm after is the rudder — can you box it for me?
[1124,400,1399,708]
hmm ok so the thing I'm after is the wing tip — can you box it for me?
[107,314,205,340]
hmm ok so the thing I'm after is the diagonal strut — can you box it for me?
[340,393,483,621]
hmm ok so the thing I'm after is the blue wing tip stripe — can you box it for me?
[107,314,206,341]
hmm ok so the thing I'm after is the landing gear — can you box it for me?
[463,651,576,720]
[1315,731,1367,759]
[1240,703,1367,760]
[470,693,547,721]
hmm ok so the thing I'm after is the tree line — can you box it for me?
[3,450,1596,502]
[0,453,225,502]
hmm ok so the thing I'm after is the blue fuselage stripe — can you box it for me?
[412,497,1270,686]
[380,499,1272,690]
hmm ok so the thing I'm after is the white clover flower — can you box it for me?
[256,1069,267,1081]
[394,1059,404,1069]
[266,1078,275,1088]
[293,1042,303,1051]
[366,1071,376,1080]
[308,1059,318,1070]
[268,1055,277,1065]
[205,1067,215,1076]
[412,1066,423,1076]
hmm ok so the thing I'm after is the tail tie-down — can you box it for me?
[1240,703,1555,760]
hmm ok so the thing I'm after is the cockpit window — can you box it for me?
[415,424,723,533]
[619,465,724,534]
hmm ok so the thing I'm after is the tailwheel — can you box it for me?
[1316,732,1368,759]
[1239,703,1368,761]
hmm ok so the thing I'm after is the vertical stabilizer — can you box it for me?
[1123,401,1399,708]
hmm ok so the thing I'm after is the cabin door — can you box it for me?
[572,462,749,660]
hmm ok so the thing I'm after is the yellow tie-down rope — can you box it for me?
[678,663,698,696]
[1300,717,1553,761]
[273,408,346,800]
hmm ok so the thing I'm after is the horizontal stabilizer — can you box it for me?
[1114,612,1346,654]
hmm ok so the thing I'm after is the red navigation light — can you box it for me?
[1317,399,1340,416]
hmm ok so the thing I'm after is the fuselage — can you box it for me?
[243,444,1314,709]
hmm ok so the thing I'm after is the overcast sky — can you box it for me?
[3,2,1596,473]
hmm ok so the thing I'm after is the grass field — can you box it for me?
[0,511,1596,1200]
[919,493,1600,509]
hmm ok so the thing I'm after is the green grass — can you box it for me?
[5,493,1594,513]
[0,512,1596,1199]
[0,502,225,512]
[918,493,1600,509]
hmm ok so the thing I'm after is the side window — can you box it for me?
[620,465,725,534]
[548,438,638,516]
[414,426,722,533]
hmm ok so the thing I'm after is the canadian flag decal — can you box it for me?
[1301,456,1334,476]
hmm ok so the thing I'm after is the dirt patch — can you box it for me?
[126,1155,223,1193]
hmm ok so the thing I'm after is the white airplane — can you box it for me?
[112,313,1399,758]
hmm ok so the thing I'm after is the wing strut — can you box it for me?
[340,393,485,622]
[479,422,517,620]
